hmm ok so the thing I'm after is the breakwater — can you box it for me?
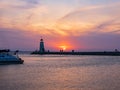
[31,51,120,56]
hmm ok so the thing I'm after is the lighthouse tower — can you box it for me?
[39,38,45,53]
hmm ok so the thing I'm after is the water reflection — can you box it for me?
[0,55,120,90]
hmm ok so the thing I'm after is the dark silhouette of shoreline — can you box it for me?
[31,51,120,56]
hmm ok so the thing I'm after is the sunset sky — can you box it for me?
[0,0,120,51]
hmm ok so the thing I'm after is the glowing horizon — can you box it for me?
[0,0,120,51]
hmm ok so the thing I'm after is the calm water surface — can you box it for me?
[0,55,120,90]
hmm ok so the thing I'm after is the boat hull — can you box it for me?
[0,60,24,65]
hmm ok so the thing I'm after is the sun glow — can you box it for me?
[59,45,67,50]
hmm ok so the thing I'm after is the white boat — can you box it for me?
[0,49,24,64]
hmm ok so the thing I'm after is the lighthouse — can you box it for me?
[39,38,45,53]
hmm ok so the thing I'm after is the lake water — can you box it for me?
[0,55,120,90]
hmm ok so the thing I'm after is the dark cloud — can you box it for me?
[111,30,120,33]
[67,33,120,51]
[94,20,115,30]
[22,0,40,5]
[7,0,40,9]
[91,18,120,33]
[0,28,39,50]
[21,0,40,9]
